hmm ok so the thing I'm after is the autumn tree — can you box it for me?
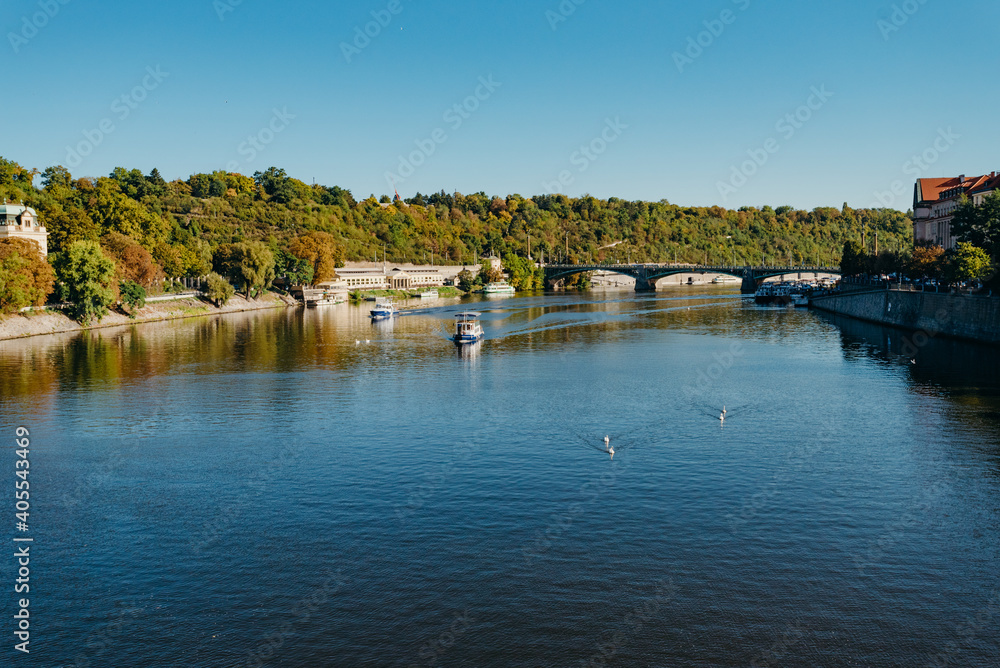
[287,231,344,283]
[0,239,55,314]
[908,244,945,279]
[101,232,162,287]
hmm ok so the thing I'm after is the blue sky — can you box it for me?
[4,0,999,210]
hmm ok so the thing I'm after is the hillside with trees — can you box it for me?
[0,155,918,316]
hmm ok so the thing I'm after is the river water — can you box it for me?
[1,288,998,667]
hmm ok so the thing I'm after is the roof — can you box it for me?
[0,204,37,217]
[969,173,1000,195]
[915,174,996,204]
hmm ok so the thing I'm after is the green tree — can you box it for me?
[839,240,867,276]
[204,272,235,307]
[52,240,117,324]
[275,249,314,286]
[946,242,993,283]
[952,192,1000,257]
[119,280,146,318]
[457,269,479,292]
[213,242,275,299]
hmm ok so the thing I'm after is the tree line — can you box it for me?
[0,155,918,321]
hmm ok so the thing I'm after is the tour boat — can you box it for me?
[792,293,809,308]
[712,276,741,284]
[307,295,345,308]
[453,312,484,344]
[417,290,439,299]
[483,281,515,294]
[369,298,397,320]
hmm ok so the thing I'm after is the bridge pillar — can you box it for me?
[634,271,656,292]
[740,268,757,294]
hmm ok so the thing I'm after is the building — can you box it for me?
[336,268,389,290]
[913,173,1000,249]
[0,201,48,257]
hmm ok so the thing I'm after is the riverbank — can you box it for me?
[0,293,297,341]
[810,288,1000,345]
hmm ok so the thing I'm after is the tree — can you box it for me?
[119,280,146,318]
[839,240,867,276]
[254,167,296,203]
[287,232,344,283]
[908,244,945,279]
[213,242,275,299]
[0,255,32,315]
[101,232,162,287]
[52,240,117,324]
[945,242,993,283]
[204,272,235,306]
[275,249,314,286]
[457,269,479,292]
[952,191,1000,257]
[90,179,168,248]
[41,165,72,190]
[0,238,55,311]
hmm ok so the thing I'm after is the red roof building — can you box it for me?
[913,173,998,249]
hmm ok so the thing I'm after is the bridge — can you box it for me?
[542,264,842,293]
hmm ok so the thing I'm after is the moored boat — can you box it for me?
[453,311,484,343]
[483,281,515,294]
[417,290,439,299]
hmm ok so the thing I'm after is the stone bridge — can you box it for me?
[542,264,842,293]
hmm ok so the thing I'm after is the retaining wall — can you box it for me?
[810,289,1000,345]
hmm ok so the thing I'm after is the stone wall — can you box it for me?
[810,289,1000,345]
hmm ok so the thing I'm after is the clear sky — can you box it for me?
[5,0,999,210]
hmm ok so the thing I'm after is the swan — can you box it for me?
[609,445,615,460]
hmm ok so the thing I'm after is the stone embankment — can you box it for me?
[0,293,297,341]
[810,288,1000,345]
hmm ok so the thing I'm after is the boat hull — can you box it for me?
[453,333,484,344]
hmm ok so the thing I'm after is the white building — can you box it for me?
[0,202,48,257]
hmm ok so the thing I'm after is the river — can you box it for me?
[1,287,998,666]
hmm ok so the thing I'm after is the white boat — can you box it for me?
[307,295,345,307]
[369,298,397,320]
[792,294,809,308]
[453,311,484,344]
[417,290,439,299]
[712,275,742,284]
[483,281,515,294]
